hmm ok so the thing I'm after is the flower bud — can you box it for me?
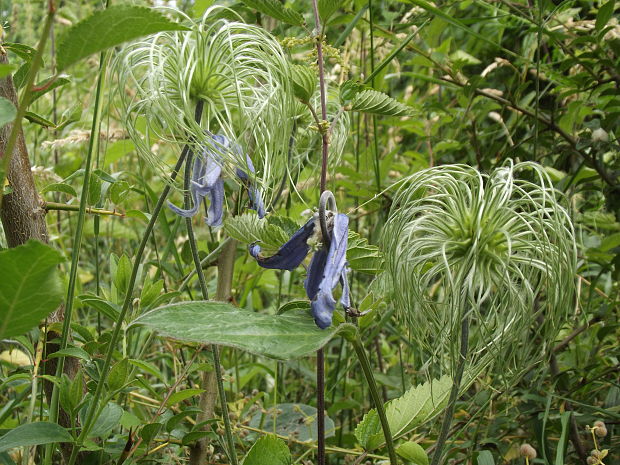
[520,444,537,460]
[593,420,607,438]
[592,128,609,143]
[587,456,597,465]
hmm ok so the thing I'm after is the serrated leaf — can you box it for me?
[340,80,366,103]
[41,182,78,197]
[0,96,16,129]
[225,213,296,255]
[347,231,383,274]
[241,0,304,26]
[243,435,292,465]
[0,422,74,453]
[130,301,356,360]
[355,376,452,450]
[0,241,64,339]
[56,5,189,71]
[318,0,344,23]
[291,64,316,102]
[349,89,414,116]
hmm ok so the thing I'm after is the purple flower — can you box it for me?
[167,134,265,226]
[249,212,350,329]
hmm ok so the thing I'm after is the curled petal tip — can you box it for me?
[167,200,199,218]
[312,291,337,329]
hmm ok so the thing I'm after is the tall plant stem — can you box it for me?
[311,0,329,463]
[352,337,398,465]
[45,13,107,464]
[0,0,55,206]
[65,132,193,465]
[184,104,238,465]
[430,314,470,465]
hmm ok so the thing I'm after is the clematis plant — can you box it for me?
[249,201,350,329]
[167,134,265,226]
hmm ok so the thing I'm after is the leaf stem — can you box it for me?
[352,337,398,465]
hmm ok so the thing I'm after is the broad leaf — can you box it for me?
[0,241,64,339]
[225,213,300,255]
[243,435,291,465]
[241,0,304,26]
[41,182,78,197]
[248,403,336,441]
[130,301,355,360]
[355,376,452,450]
[596,0,615,31]
[0,422,73,453]
[0,96,16,129]
[349,89,414,116]
[56,5,189,71]
[397,441,429,465]
[30,75,71,104]
[347,231,383,274]
[318,0,344,23]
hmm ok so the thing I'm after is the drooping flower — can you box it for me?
[249,212,350,329]
[167,134,265,226]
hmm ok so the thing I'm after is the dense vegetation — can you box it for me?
[0,1,618,464]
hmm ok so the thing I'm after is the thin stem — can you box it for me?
[0,0,55,206]
[352,337,398,465]
[311,1,329,464]
[65,144,191,465]
[43,201,124,216]
[430,314,470,465]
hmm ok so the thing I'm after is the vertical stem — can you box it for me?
[311,1,328,463]
[430,314,470,465]
[352,338,398,465]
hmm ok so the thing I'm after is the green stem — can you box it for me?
[352,337,398,465]
[65,144,192,465]
[0,0,55,206]
[430,313,470,465]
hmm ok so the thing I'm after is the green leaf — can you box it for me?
[349,89,414,116]
[87,402,123,438]
[340,80,366,103]
[108,358,129,391]
[41,182,78,197]
[355,376,452,450]
[24,111,56,128]
[0,241,64,339]
[318,0,344,23]
[56,5,189,71]
[0,96,16,129]
[476,450,495,465]
[165,389,205,407]
[48,347,91,362]
[130,301,356,360]
[30,75,71,104]
[79,294,121,320]
[103,139,136,165]
[243,435,292,465]
[114,254,132,295]
[225,213,297,255]
[241,0,304,26]
[0,64,16,78]
[291,64,316,102]
[596,0,615,31]
[248,403,336,441]
[347,231,383,274]
[0,422,74,453]
[397,441,429,465]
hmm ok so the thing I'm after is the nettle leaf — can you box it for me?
[243,435,292,465]
[129,301,356,360]
[225,213,299,255]
[347,231,383,274]
[0,96,16,129]
[0,422,74,453]
[0,240,64,339]
[349,89,415,116]
[319,0,344,23]
[291,64,316,102]
[340,80,366,103]
[355,376,452,450]
[56,5,189,71]
[241,0,304,26]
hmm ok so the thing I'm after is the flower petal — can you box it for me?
[167,157,206,217]
[205,178,225,227]
[307,213,350,329]
[249,215,316,270]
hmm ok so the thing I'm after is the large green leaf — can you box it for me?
[243,435,292,465]
[347,231,384,274]
[0,240,64,339]
[130,302,355,360]
[0,96,16,129]
[355,376,452,450]
[225,213,299,256]
[0,422,74,453]
[56,5,189,71]
[241,0,304,26]
[349,89,414,116]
